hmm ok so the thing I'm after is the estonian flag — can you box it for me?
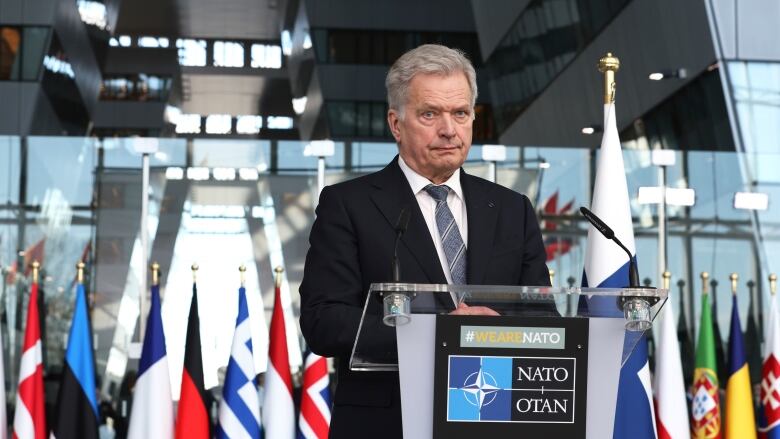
[50,282,100,439]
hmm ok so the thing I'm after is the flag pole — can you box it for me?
[77,261,85,284]
[598,52,619,104]
[730,273,738,296]
[32,260,39,284]
[239,265,246,288]
[274,265,283,289]
[770,273,777,296]
[191,263,198,283]
[151,262,159,287]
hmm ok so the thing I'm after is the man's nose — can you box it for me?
[438,113,456,138]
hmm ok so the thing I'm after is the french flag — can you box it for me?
[298,352,331,439]
[128,283,174,439]
[262,277,295,439]
[582,100,657,439]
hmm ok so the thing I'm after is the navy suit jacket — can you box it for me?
[299,157,550,438]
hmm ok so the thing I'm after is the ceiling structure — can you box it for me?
[114,0,290,118]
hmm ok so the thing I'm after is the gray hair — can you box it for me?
[386,44,478,118]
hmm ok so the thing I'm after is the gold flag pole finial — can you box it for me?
[729,273,739,296]
[151,262,160,286]
[191,263,199,283]
[662,271,671,290]
[770,273,777,296]
[32,260,40,284]
[548,269,555,286]
[700,272,709,294]
[274,266,284,289]
[77,261,85,284]
[239,265,247,287]
[598,52,620,104]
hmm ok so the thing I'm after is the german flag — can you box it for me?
[175,283,211,439]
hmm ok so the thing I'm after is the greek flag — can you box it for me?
[218,286,262,438]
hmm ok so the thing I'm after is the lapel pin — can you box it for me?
[488,202,495,208]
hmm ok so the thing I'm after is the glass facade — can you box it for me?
[0,134,771,407]
[484,0,631,131]
[311,28,482,66]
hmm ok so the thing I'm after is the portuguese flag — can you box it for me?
[691,291,722,438]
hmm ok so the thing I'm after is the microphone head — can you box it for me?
[395,207,411,233]
[579,206,615,240]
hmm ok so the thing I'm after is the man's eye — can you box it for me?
[454,111,469,119]
[422,111,435,119]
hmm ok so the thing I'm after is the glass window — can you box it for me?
[175,114,202,134]
[251,44,282,69]
[277,140,344,171]
[267,116,294,130]
[22,27,48,81]
[102,138,186,168]
[352,142,397,169]
[0,27,21,80]
[236,115,263,134]
[192,139,271,169]
[26,137,97,206]
[213,41,244,68]
[205,114,232,134]
[176,39,207,67]
[0,136,20,204]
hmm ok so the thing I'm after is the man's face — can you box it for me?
[388,72,473,184]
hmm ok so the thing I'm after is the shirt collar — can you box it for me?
[398,155,464,201]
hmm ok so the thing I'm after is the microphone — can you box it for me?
[392,207,411,282]
[579,206,640,288]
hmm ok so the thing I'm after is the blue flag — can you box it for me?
[51,283,100,439]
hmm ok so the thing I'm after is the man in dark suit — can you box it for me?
[300,44,551,438]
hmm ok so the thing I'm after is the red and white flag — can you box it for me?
[298,353,331,439]
[760,290,780,437]
[13,281,46,439]
[654,293,690,438]
[262,280,295,439]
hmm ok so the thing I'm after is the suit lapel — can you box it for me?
[462,171,498,285]
[369,158,447,284]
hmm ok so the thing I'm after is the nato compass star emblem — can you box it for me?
[461,368,500,409]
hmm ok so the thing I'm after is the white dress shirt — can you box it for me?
[398,155,468,284]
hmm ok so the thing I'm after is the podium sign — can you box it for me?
[433,315,588,437]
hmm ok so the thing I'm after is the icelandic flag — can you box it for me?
[218,286,262,438]
[298,352,331,439]
[127,284,174,439]
[13,280,46,439]
[582,101,657,439]
[262,280,295,439]
[759,291,780,438]
[50,282,100,439]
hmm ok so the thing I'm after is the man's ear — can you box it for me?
[387,109,402,142]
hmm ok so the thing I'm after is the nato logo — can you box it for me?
[447,356,513,422]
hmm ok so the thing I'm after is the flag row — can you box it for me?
[8,262,332,439]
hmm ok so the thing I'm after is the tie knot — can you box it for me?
[425,184,450,202]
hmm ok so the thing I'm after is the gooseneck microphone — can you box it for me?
[579,206,640,288]
[392,207,411,282]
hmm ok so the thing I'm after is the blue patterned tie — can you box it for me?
[425,184,467,284]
